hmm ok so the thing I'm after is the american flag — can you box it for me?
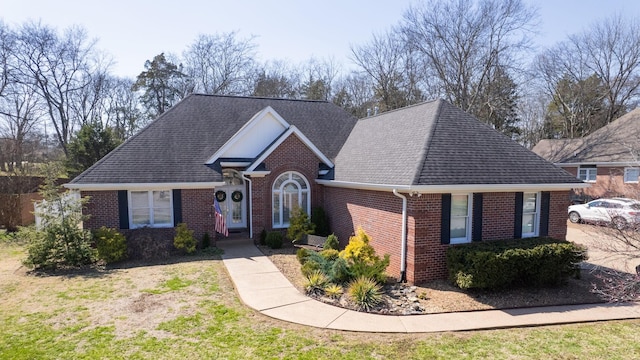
[214,198,228,237]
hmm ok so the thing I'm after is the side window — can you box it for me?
[450,194,472,244]
[522,192,540,238]
[624,167,639,183]
[129,190,173,228]
[578,165,597,182]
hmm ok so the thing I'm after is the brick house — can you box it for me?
[67,94,583,283]
[532,108,640,202]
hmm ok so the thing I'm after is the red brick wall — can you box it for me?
[181,189,216,241]
[548,191,570,240]
[323,188,572,284]
[482,192,515,241]
[83,191,120,229]
[561,165,640,199]
[251,135,324,236]
[323,186,404,279]
[408,194,447,283]
[82,188,216,245]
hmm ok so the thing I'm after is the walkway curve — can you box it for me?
[218,238,640,333]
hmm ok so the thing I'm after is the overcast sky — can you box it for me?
[3,0,640,78]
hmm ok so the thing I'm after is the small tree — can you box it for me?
[287,206,315,243]
[173,223,196,254]
[22,163,96,270]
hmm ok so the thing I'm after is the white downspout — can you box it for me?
[241,173,253,239]
[393,189,408,283]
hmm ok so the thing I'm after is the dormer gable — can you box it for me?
[206,106,289,164]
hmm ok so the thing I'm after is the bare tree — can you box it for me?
[0,81,43,171]
[332,72,376,118]
[401,0,537,116]
[14,22,101,155]
[0,21,13,98]
[536,14,640,133]
[251,60,300,98]
[299,57,342,101]
[102,76,142,140]
[183,32,257,95]
[350,30,421,112]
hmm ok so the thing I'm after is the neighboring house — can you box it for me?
[66,94,583,283]
[532,108,640,202]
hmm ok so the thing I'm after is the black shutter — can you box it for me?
[514,192,523,239]
[540,191,550,237]
[118,190,129,230]
[472,193,483,242]
[441,194,451,244]
[173,189,182,226]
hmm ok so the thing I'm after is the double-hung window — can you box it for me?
[522,192,540,237]
[129,190,173,228]
[450,194,472,244]
[578,165,597,182]
[624,167,639,183]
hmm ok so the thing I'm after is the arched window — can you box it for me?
[272,171,310,228]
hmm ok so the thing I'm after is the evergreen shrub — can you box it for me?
[446,237,588,290]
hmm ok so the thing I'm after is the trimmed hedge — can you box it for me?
[446,237,588,290]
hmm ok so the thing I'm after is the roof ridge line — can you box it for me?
[411,100,443,185]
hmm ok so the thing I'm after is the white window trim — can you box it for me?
[450,193,473,245]
[522,192,541,238]
[272,171,310,229]
[624,167,639,183]
[578,166,597,183]
[128,190,174,229]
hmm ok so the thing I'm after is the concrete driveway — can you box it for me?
[566,221,640,274]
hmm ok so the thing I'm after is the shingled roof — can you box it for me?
[333,99,582,186]
[532,108,640,164]
[70,94,358,185]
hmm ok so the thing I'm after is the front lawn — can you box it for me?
[1,240,640,359]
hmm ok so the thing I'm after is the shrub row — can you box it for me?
[446,237,588,290]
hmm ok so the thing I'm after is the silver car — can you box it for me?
[568,198,640,229]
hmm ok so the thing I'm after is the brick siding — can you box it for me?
[250,134,324,237]
[323,188,572,284]
[562,165,640,199]
[82,188,216,246]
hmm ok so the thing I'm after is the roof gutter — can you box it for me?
[64,182,226,191]
[316,179,589,193]
[555,162,640,167]
[392,189,408,283]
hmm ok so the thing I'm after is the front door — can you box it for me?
[217,170,247,229]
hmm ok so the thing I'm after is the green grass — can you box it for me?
[142,276,194,294]
[2,242,640,359]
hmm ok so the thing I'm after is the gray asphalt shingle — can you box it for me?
[533,108,640,164]
[334,99,581,186]
[71,94,358,185]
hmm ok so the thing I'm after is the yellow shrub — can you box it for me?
[339,227,377,264]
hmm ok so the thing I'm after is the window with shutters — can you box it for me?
[450,194,472,244]
[522,192,540,238]
[128,190,173,228]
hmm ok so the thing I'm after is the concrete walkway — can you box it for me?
[218,238,640,333]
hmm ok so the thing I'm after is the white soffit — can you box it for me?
[206,106,289,164]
